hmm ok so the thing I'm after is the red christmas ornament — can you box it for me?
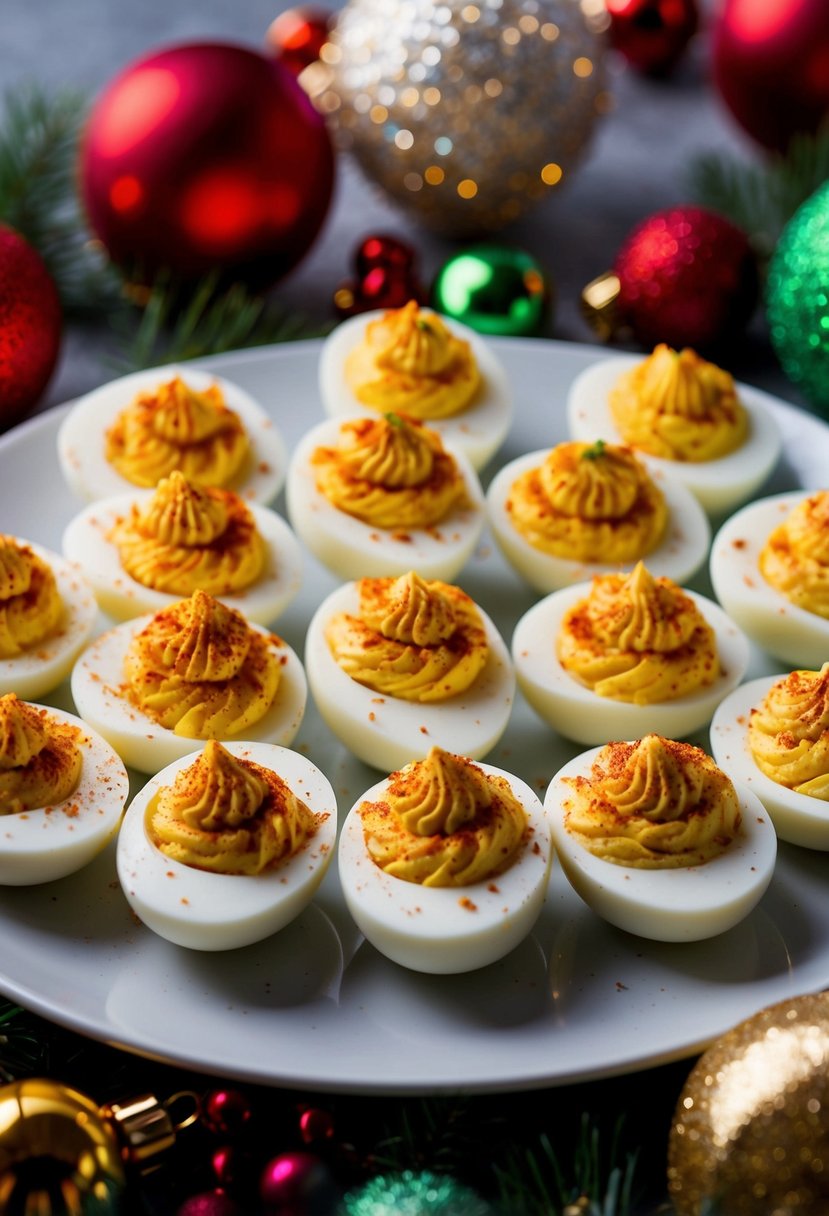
[266,7,332,76]
[259,1150,336,1213]
[355,233,416,277]
[606,0,698,76]
[585,206,758,352]
[79,42,335,290]
[712,0,829,152]
[203,1089,253,1137]
[298,1106,334,1146]
[211,1144,249,1189]
[176,1193,244,1216]
[334,233,424,318]
[0,226,62,427]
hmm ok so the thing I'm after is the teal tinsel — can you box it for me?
[766,179,829,415]
[340,1169,494,1216]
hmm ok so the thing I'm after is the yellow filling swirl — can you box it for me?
[507,441,667,562]
[558,562,719,704]
[0,536,63,659]
[0,694,82,815]
[312,415,466,529]
[124,589,281,738]
[759,492,829,618]
[110,472,266,596]
[326,572,488,702]
[105,376,250,490]
[609,344,747,462]
[345,301,480,420]
[359,746,528,886]
[146,740,318,875]
[748,664,829,798]
[563,735,742,867]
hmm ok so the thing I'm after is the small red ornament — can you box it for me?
[606,0,698,76]
[334,233,424,318]
[176,1193,244,1216]
[211,1144,250,1189]
[712,0,829,152]
[266,7,332,76]
[355,234,416,277]
[298,1106,334,1146]
[203,1089,253,1137]
[0,226,62,428]
[259,1150,336,1214]
[79,42,335,290]
[585,206,758,352]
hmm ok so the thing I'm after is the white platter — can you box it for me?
[1,337,827,1095]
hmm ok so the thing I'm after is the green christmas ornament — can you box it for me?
[340,1169,494,1216]
[767,180,829,415]
[432,245,551,337]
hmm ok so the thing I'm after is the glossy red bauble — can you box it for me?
[712,0,829,151]
[259,1150,336,1213]
[607,0,698,76]
[266,7,332,75]
[0,225,62,427]
[334,233,424,317]
[79,42,335,289]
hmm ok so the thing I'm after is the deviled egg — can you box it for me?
[486,439,710,593]
[318,300,513,470]
[305,571,514,772]
[0,694,129,885]
[711,667,829,850]
[567,346,781,515]
[545,735,776,942]
[62,471,302,625]
[57,365,287,505]
[0,534,97,700]
[338,746,552,973]
[286,413,485,582]
[709,490,829,668]
[117,740,337,950]
[71,589,306,774]
[513,562,750,746]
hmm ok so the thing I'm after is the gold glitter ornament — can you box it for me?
[668,992,829,1215]
[318,0,610,236]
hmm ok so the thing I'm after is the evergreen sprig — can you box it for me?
[689,122,829,261]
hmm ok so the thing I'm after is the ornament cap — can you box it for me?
[581,271,623,342]
[104,1090,199,1171]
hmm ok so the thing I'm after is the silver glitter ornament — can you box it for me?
[316,0,610,236]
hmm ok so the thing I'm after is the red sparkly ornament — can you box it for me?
[606,0,698,76]
[176,1194,244,1216]
[259,1150,336,1214]
[298,1106,334,1146]
[0,225,62,427]
[79,42,335,290]
[334,233,424,318]
[266,7,332,76]
[585,206,758,352]
[203,1089,253,1137]
[712,0,829,152]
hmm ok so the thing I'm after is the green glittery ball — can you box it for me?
[432,245,551,337]
[340,1169,494,1216]
[767,181,829,415]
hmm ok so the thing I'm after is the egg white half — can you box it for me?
[0,541,98,701]
[338,763,552,973]
[62,493,303,626]
[117,742,337,951]
[318,309,513,471]
[544,745,777,942]
[513,583,750,746]
[710,675,829,851]
[566,355,782,516]
[305,581,515,773]
[709,491,829,669]
[71,618,307,775]
[0,704,129,886]
[286,417,486,582]
[57,364,287,505]
[486,449,710,594]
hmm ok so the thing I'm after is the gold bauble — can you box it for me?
[316,0,610,236]
[0,1078,125,1214]
[668,992,829,1216]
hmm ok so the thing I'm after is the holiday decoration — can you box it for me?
[712,0,829,152]
[203,1087,253,1137]
[432,244,550,336]
[260,1150,337,1212]
[334,233,425,317]
[266,6,332,76]
[767,180,829,414]
[176,1194,245,1216]
[668,992,829,1214]
[606,0,698,77]
[341,1169,494,1216]
[583,206,758,351]
[79,42,335,289]
[319,0,608,236]
[298,1105,335,1145]
[0,225,62,427]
